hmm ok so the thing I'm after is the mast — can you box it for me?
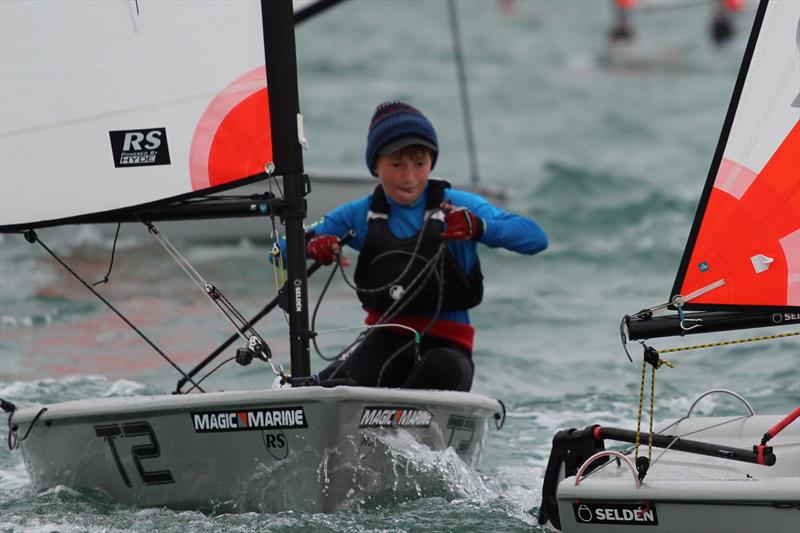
[261,0,311,378]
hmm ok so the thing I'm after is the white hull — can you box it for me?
[550,413,800,532]
[10,386,502,513]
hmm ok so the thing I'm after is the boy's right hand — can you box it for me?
[307,234,350,266]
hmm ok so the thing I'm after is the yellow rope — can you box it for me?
[634,359,646,463]
[270,247,283,291]
[658,331,800,354]
[648,365,655,464]
[634,349,673,471]
[270,244,289,322]
[629,331,795,479]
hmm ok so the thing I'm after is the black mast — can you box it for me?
[261,0,312,378]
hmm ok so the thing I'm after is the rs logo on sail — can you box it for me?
[109,127,171,168]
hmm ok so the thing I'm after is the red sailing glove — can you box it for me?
[306,234,340,265]
[440,206,485,241]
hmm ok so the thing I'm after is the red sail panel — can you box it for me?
[190,66,273,190]
[677,120,800,308]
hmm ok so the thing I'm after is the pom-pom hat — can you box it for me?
[365,101,438,177]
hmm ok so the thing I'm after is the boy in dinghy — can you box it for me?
[280,100,547,391]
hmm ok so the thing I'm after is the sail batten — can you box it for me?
[0,0,275,231]
[671,0,800,314]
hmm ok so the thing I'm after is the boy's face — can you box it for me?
[375,148,432,206]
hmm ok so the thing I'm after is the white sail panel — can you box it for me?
[0,0,270,229]
[722,2,799,174]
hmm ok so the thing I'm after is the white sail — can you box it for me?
[0,0,271,229]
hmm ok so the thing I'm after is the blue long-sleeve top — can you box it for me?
[275,181,548,324]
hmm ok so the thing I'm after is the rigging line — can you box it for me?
[648,415,753,470]
[146,223,272,362]
[268,172,284,198]
[26,231,204,392]
[92,223,121,286]
[376,248,447,387]
[147,224,207,293]
[327,240,446,379]
[183,357,237,394]
[267,171,289,325]
[376,245,446,326]
[311,258,344,361]
[447,0,480,186]
[316,324,420,338]
[174,256,337,394]
[583,414,753,479]
[7,407,47,450]
[658,331,800,354]
[336,212,438,295]
[377,245,446,327]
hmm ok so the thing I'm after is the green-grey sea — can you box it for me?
[1,1,798,532]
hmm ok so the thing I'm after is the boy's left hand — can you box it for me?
[440,205,484,241]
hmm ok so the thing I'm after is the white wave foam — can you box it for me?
[0,375,150,405]
[102,379,148,397]
[0,460,31,491]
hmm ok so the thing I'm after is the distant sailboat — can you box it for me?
[539,1,800,531]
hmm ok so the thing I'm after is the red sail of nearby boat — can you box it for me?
[671,0,800,314]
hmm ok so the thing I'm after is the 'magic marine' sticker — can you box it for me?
[359,407,432,428]
[191,407,307,433]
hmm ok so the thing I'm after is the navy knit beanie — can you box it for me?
[365,101,438,176]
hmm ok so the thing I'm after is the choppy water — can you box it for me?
[1,1,798,532]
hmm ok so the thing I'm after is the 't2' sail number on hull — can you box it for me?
[94,421,174,487]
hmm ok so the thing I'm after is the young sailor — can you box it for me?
[286,101,547,391]
[710,0,743,47]
[608,0,636,44]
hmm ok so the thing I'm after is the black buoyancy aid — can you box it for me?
[353,180,483,313]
